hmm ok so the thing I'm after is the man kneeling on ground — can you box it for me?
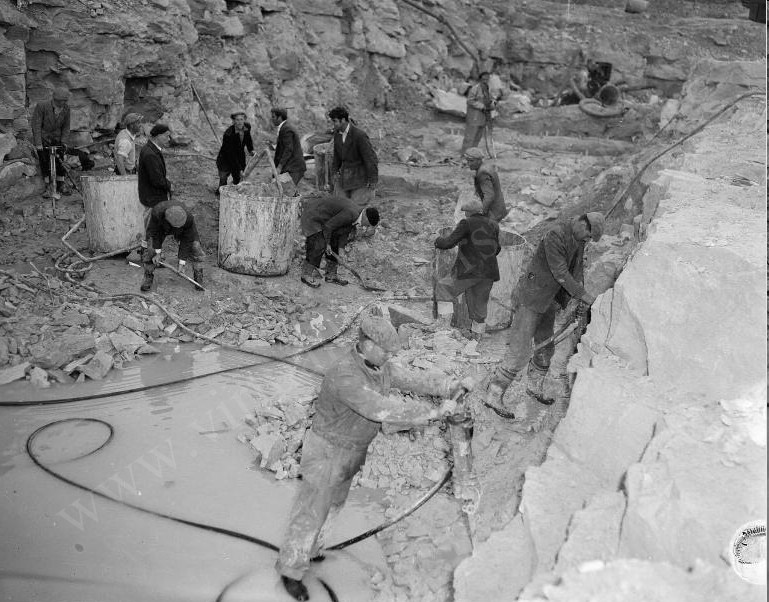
[300,194,379,288]
[141,202,205,292]
[276,315,475,601]
[434,199,501,340]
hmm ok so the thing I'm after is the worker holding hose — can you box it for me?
[483,213,604,419]
[276,315,475,601]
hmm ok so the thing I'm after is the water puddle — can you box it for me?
[0,344,386,601]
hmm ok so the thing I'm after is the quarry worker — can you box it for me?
[113,113,143,175]
[138,124,174,253]
[461,71,498,156]
[483,213,604,419]
[140,202,205,292]
[215,110,254,196]
[5,117,38,166]
[271,107,306,196]
[328,106,378,213]
[434,199,501,340]
[464,147,509,222]
[299,193,380,288]
[31,87,73,197]
[276,315,475,601]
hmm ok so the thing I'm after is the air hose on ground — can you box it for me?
[25,417,452,602]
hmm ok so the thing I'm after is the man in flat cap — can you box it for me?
[138,124,174,254]
[461,70,498,155]
[31,87,80,196]
[5,117,38,166]
[276,315,475,601]
[114,113,143,175]
[434,198,501,339]
[328,106,378,213]
[271,107,306,196]
[140,201,205,292]
[215,110,254,196]
[464,147,508,223]
[483,212,605,419]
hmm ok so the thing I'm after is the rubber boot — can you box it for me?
[281,576,309,601]
[324,262,348,286]
[300,261,321,288]
[483,371,516,419]
[526,362,554,405]
[140,271,154,292]
[192,268,204,291]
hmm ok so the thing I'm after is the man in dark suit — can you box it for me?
[137,124,173,253]
[328,106,378,213]
[216,110,254,196]
[299,194,380,288]
[271,107,306,196]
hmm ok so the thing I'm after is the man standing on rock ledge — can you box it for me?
[276,316,474,601]
[464,147,509,223]
[329,106,378,213]
[483,212,604,419]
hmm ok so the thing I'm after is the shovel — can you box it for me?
[326,250,387,292]
[158,260,205,291]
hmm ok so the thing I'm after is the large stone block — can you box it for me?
[454,513,536,602]
[619,384,767,569]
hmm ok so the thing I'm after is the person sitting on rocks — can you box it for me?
[434,199,501,340]
[141,202,205,292]
[483,212,604,419]
[299,194,379,288]
[464,147,509,222]
[276,315,475,601]
[215,110,254,196]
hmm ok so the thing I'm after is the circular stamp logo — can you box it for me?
[730,520,767,585]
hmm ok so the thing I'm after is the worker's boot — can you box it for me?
[469,320,486,341]
[526,361,554,405]
[192,268,204,291]
[483,371,516,419]
[140,271,154,292]
[324,262,348,286]
[280,576,309,601]
[300,261,321,288]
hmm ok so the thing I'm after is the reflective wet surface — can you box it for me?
[0,345,385,601]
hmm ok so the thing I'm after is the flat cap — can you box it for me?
[230,110,246,119]
[150,123,170,137]
[463,147,484,160]
[461,199,484,214]
[585,212,605,242]
[164,205,187,228]
[359,316,401,352]
[53,87,70,101]
[123,113,142,126]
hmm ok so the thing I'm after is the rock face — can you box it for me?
[455,60,767,602]
[1,1,762,150]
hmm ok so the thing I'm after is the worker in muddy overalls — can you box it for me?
[482,213,603,419]
[276,316,474,601]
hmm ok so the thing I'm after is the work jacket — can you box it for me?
[300,195,358,239]
[332,124,378,191]
[137,141,171,208]
[465,82,493,127]
[274,121,306,176]
[146,201,200,250]
[474,162,509,222]
[518,220,586,312]
[434,213,501,281]
[31,100,70,148]
[312,348,453,450]
[216,124,253,173]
